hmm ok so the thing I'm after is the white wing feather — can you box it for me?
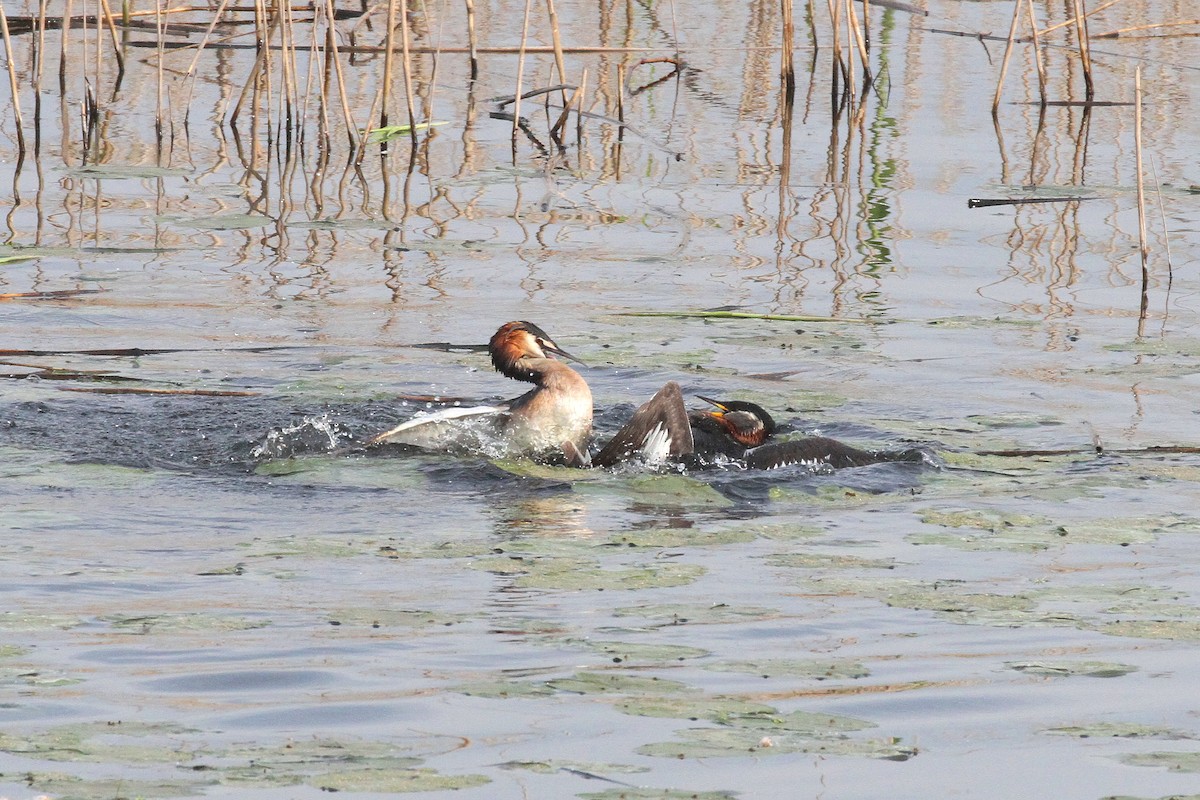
[368,405,507,447]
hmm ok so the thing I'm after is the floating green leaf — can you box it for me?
[586,474,732,508]
[1008,661,1138,678]
[172,212,274,230]
[103,613,270,633]
[5,771,206,799]
[254,456,428,490]
[1119,751,1200,772]
[919,508,1051,530]
[0,721,201,764]
[473,557,706,590]
[611,603,782,626]
[728,709,878,735]
[605,527,756,548]
[566,639,710,662]
[323,608,468,628]
[365,120,450,143]
[547,671,695,696]
[453,679,557,699]
[616,695,777,722]
[1096,620,1200,641]
[704,659,869,680]
[885,589,1034,614]
[766,552,897,569]
[66,164,189,179]
[636,727,913,760]
[497,759,649,775]
[308,767,489,792]
[1044,722,1194,739]
[0,612,84,631]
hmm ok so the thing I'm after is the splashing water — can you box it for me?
[254,415,356,459]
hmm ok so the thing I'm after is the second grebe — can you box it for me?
[368,321,593,463]
[594,387,929,470]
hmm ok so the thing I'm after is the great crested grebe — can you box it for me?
[368,321,592,464]
[594,386,929,470]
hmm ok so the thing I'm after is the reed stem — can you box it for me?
[545,0,569,106]
[780,0,795,97]
[1023,0,1045,105]
[0,4,24,154]
[991,0,1022,112]
[512,0,533,154]
[398,0,419,147]
[1071,0,1094,101]
[464,0,478,80]
[1133,66,1148,277]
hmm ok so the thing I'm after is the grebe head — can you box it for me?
[490,321,585,381]
[694,396,776,448]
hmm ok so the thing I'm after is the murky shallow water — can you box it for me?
[3,0,1200,798]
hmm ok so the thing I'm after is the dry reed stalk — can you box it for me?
[380,0,397,132]
[861,0,870,51]
[991,0,1023,111]
[86,0,100,148]
[1023,0,1045,104]
[305,0,328,150]
[780,0,795,97]
[1036,0,1120,38]
[464,0,478,80]
[181,0,231,125]
[1133,65,1148,279]
[550,84,580,140]
[0,4,25,154]
[512,0,533,152]
[60,0,72,94]
[1094,20,1200,38]
[575,66,586,150]
[154,0,165,150]
[778,41,795,243]
[826,0,846,98]
[279,0,300,139]
[96,0,125,80]
[616,63,625,141]
[545,0,569,106]
[398,0,419,147]
[33,0,49,143]
[842,0,855,87]
[844,0,870,82]
[323,0,359,149]
[1071,0,1094,101]
[229,0,285,140]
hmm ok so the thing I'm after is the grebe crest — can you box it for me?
[490,320,579,382]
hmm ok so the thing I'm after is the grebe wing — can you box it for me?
[367,404,509,447]
[593,381,693,468]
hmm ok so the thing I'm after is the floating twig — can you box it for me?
[0,345,299,356]
[977,445,1200,457]
[967,196,1102,208]
[0,288,105,300]
[615,310,869,323]
[59,386,259,396]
